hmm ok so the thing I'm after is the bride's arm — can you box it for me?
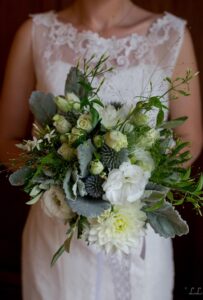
[170,28,203,166]
[0,19,35,168]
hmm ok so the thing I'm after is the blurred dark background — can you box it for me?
[0,0,202,299]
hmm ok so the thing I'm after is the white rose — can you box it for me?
[77,113,93,132]
[104,130,128,152]
[103,161,149,205]
[41,186,74,221]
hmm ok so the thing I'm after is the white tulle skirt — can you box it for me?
[22,201,174,300]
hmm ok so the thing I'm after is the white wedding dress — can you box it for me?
[22,11,186,300]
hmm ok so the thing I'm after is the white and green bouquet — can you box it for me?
[9,55,203,265]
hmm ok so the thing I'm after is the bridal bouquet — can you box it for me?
[9,55,202,264]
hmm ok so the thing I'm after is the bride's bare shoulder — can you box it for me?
[11,18,33,49]
[125,5,160,34]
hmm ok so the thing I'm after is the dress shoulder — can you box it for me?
[30,10,56,27]
[148,12,187,44]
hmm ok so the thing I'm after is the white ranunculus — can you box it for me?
[103,162,149,205]
[41,186,74,222]
[130,148,155,175]
[82,201,147,255]
[104,130,128,152]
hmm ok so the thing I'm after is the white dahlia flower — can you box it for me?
[83,202,147,255]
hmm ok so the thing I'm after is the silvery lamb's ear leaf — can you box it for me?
[29,91,57,126]
[65,67,90,99]
[146,200,189,238]
[143,182,169,208]
[63,169,75,201]
[77,139,95,178]
[67,196,111,218]
[9,167,33,186]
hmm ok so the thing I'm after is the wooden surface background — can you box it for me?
[0,0,202,299]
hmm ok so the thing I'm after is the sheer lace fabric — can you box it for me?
[22,10,186,300]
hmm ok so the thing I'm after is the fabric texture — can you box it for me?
[22,10,186,300]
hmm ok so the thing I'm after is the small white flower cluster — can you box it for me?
[16,136,43,152]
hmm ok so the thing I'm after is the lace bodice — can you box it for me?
[31,11,186,122]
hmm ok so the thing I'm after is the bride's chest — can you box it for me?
[37,60,168,107]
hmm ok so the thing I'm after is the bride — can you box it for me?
[0,0,202,299]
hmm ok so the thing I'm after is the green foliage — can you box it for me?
[64,55,112,117]
[166,174,203,215]
[51,244,65,267]
[65,67,90,99]
[29,92,57,126]
[150,136,203,214]
[51,216,80,266]
[160,116,188,129]
[127,125,150,152]
[163,69,196,99]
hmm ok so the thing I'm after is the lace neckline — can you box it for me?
[33,10,185,69]
[51,10,171,42]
